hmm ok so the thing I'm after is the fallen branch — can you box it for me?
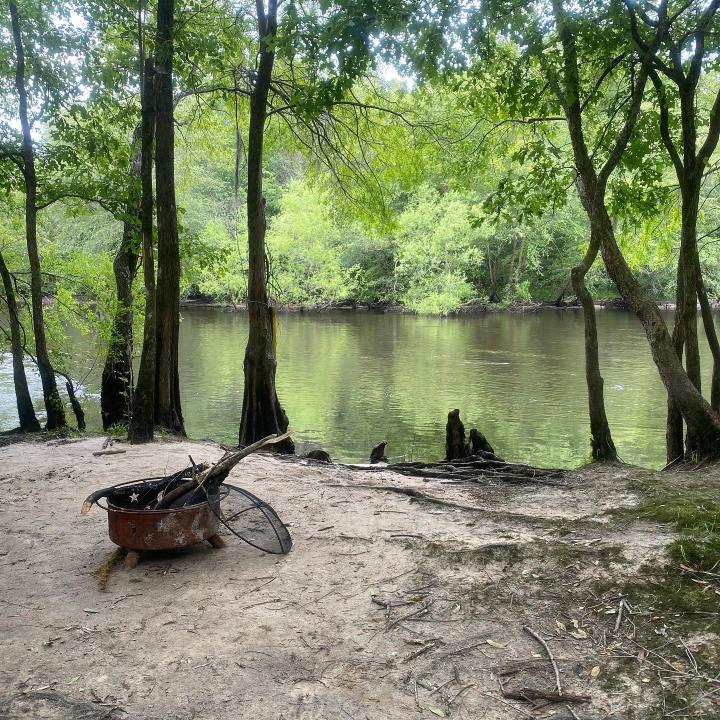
[523,625,563,697]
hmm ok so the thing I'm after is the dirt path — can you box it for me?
[0,437,715,719]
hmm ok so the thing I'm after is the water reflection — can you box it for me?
[0,307,714,468]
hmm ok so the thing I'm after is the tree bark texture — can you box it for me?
[697,258,720,412]
[570,230,617,461]
[101,132,141,429]
[238,0,293,453]
[153,0,184,434]
[0,249,40,432]
[129,58,157,444]
[9,0,65,430]
[666,248,685,462]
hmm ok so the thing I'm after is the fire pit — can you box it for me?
[96,485,228,568]
[82,435,294,570]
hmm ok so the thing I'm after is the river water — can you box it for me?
[0,306,715,468]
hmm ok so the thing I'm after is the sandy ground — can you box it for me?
[0,437,716,720]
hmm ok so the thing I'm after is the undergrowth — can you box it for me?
[633,482,720,573]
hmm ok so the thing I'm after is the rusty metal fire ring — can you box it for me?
[97,486,228,552]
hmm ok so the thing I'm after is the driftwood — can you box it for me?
[155,431,291,509]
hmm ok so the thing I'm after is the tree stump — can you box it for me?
[469,428,494,455]
[445,410,469,460]
[369,442,388,464]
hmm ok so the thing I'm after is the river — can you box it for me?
[1,306,715,468]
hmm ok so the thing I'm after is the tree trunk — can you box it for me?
[153,0,184,434]
[571,230,617,461]
[129,58,157,444]
[666,246,686,462]
[9,0,65,430]
[679,174,702,454]
[697,257,720,412]
[239,0,293,453]
[596,205,720,458]
[101,134,141,430]
[0,249,40,432]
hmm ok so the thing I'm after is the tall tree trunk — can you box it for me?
[129,58,157,444]
[101,133,141,430]
[9,0,65,430]
[153,0,184,433]
[677,91,702,454]
[697,257,720,412]
[239,0,293,453]
[666,250,685,462]
[571,230,617,461]
[0,249,40,432]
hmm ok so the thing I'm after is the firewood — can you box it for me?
[155,431,291,509]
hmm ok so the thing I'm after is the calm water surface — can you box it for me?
[1,307,715,468]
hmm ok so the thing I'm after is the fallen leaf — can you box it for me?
[570,629,588,639]
[670,661,686,673]
[486,639,507,649]
[555,621,567,632]
[82,608,99,614]
[590,666,600,678]
[426,706,446,717]
[641,677,651,683]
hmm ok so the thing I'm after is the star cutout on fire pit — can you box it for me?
[130,492,139,503]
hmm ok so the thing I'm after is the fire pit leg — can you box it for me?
[123,550,141,569]
[207,534,226,549]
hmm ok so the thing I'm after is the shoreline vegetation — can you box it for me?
[181,295,694,315]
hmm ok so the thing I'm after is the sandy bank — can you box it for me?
[0,437,717,719]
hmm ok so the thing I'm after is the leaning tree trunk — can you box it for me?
[596,204,720,458]
[571,230,617,461]
[101,133,141,430]
[238,0,293,453]
[153,0,184,434]
[129,58,157,444]
[9,0,65,430]
[0,249,40,432]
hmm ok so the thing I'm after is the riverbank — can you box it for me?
[181,296,684,315]
[1,436,718,719]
